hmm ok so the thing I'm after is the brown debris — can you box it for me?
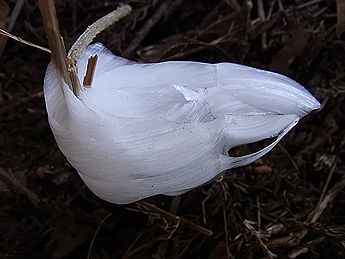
[0,167,40,206]
[83,55,98,87]
[0,0,10,55]
[0,0,344,258]
[136,201,213,237]
[270,25,310,74]
[37,0,72,91]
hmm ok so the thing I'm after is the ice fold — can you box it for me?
[44,43,320,204]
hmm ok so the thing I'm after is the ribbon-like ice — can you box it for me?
[44,43,320,204]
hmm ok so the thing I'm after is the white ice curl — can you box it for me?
[44,43,320,204]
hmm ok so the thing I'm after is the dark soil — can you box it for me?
[1,0,345,258]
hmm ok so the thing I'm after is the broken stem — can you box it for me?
[38,1,131,96]
[66,4,131,93]
[67,5,131,64]
[37,0,78,94]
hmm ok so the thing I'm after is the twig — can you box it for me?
[287,237,325,258]
[169,195,181,214]
[38,0,75,92]
[123,239,159,259]
[83,55,98,86]
[277,0,284,11]
[336,0,345,36]
[318,161,337,203]
[155,196,181,257]
[306,166,342,225]
[257,196,261,229]
[0,0,25,55]
[137,201,213,236]
[38,2,131,96]
[0,28,51,54]
[268,169,345,248]
[278,144,301,174]
[266,0,276,21]
[223,0,242,13]
[123,231,145,258]
[214,176,233,258]
[67,4,131,96]
[0,167,40,206]
[223,202,234,259]
[313,7,328,18]
[87,213,112,259]
[0,91,43,116]
[5,0,24,33]
[296,0,323,9]
[244,220,277,258]
[124,0,183,56]
[67,5,131,65]
[257,0,267,49]
[245,0,253,41]
[201,176,225,224]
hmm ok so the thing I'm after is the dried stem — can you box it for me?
[124,0,182,56]
[37,0,76,93]
[87,213,112,259]
[0,0,25,55]
[0,28,51,53]
[38,1,131,96]
[0,167,40,206]
[67,5,131,65]
[138,201,213,236]
[66,4,131,94]
[83,55,98,86]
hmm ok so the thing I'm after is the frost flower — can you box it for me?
[44,43,320,204]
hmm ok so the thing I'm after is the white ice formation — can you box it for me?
[44,43,320,204]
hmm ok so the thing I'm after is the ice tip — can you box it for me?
[291,83,321,116]
[313,97,321,110]
[305,92,321,114]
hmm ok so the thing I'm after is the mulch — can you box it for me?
[0,0,345,258]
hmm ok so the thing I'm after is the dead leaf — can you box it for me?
[270,26,310,74]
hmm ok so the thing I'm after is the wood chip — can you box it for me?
[83,55,98,86]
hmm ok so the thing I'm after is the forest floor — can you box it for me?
[0,0,345,258]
